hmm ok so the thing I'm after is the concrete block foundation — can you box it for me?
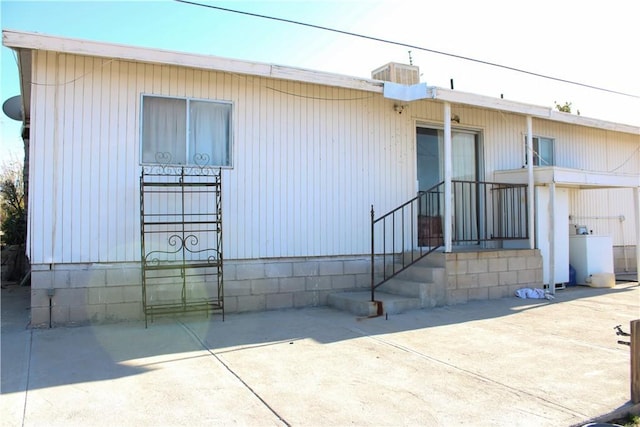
[29,249,545,326]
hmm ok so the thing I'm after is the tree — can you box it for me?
[0,159,26,246]
[0,158,27,281]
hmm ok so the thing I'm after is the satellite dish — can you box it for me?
[2,95,23,121]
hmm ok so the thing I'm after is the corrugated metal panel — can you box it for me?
[568,188,636,246]
[29,52,142,264]
[28,53,418,264]
[27,52,638,265]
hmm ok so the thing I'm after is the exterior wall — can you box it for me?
[445,249,543,304]
[539,118,639,249]
[613,245,637,273]
[568,187,637,248]
[26,50,636,325]
[28,51,638,264]
[28,51,415,265]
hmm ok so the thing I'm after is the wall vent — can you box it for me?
[371,62,420,85]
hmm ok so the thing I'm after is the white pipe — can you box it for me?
[526,116,535,250]
[443,102,452,252]
[569,215,625,221]
[621,219,629,272]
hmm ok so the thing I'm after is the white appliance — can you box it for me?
[569,235,614,285]
[535,187,569,286]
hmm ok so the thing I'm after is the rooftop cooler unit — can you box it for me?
[371,62,420,85]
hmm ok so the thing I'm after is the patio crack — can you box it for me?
[177,320,291,427]
[21,328,34,427]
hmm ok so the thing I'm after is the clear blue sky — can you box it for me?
[2,0,639,163]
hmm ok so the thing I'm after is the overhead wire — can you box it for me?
[608,144,640,173]
[265,85,375,101]
[174,0,640,99]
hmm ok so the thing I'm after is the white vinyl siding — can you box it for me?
[28,52,414,263]
[27,51,639,265]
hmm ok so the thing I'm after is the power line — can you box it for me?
[174,0,640,99]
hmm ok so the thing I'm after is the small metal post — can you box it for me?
[632,320,639,403]
[47,288,55,328]
[370,205,375,302]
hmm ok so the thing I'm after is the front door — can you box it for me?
[416,126,479,246]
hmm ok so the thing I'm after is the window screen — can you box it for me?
[141,95,232,167]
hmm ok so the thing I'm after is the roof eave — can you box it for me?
[2,29,384,94]
[4,29,639,135]
[430,87,640,135]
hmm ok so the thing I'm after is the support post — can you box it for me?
[526,116,535,250]
[634,187,639,282]
[632,319,640,403]
[443,102,452,252]
[548,182,556,295]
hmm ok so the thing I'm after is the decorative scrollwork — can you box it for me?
[186,234,200,249]
[168,234,183,248]
[147,257,161,267]
[193,153,210,167]
[144,234,219,266]
[144,247,181,266]
[150,166,218,177]
[207,254,221,265]
[156,152,172,166]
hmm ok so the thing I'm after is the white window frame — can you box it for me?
[140,94,233,168]
[524,135,555,167]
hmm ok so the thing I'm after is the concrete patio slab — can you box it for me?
[2,281,639,426]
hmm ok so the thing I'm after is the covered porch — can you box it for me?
[370,95,639,307]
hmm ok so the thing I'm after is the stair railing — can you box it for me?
[370,180,529,302]
[370,182,444,302]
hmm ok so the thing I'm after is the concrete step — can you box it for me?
[367,251,448,311]
[378,276,447,308]
[379,278,426,298]
[395,264,445,283]
[398,250,446,267]
[327,291,420,316]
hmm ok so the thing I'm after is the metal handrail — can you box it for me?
[370,180,529,302]
[370,182,445,301]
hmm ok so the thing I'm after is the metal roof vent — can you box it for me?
[371,62,420,85]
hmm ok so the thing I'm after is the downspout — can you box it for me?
[526,116,535,250]
[443,102,452,252]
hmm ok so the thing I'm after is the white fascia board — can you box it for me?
[15,49,31,121]
[431,87,551,117]
[2,30,383,94]
[270,65,382,93]
[495,167,640,188]
[548,110,640,135]
[431,87,640,135]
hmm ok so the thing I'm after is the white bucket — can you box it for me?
[586,273,616,288]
